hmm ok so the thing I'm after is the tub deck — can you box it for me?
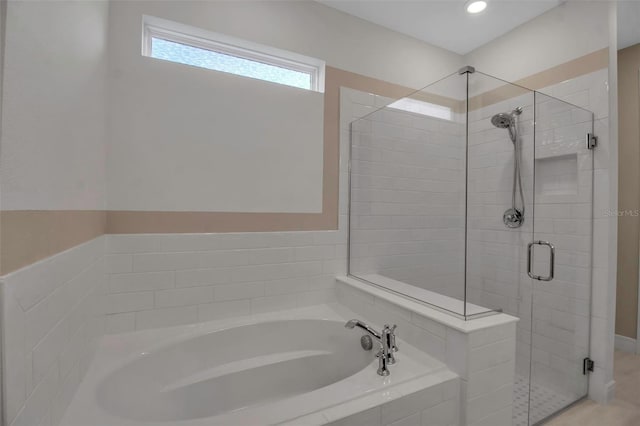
[61,304,459,426]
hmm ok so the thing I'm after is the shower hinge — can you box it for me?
[583,357,595,375]
[586,133,598,150]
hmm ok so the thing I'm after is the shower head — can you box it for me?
[491,107,523,129]
[491,112,513,129]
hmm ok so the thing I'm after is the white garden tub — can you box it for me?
[62,305,455,425]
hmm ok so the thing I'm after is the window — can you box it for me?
[387,98,453,121]
[142,16,325,92]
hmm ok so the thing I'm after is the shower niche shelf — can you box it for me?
[534,153,578,196]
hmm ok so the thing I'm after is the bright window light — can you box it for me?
[387,98,453,121]
[150,38,312,90]
[466,1,487,14]
[142,16,325,92]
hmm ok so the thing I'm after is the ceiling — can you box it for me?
[618,1,640,50]
[318,0,563,55]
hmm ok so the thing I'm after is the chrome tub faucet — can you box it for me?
[345,319,398,376]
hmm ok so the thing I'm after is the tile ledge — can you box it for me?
[336,276,518,333]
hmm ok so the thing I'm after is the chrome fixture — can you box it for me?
[360,335,373,351]
[345,319,397,376]
[586,133,598,150]
[491,106,525,228]
[458,65,476,75]
[527,240,555,281]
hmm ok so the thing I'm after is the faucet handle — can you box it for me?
[376,348,390,376]
[382,325,398,365]
[388,324,399,353]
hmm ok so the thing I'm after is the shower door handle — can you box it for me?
[527,240,555,281]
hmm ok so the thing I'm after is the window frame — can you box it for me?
[142,15,325,92]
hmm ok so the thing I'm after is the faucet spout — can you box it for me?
[345,319,399,376]
[344,319,382,340]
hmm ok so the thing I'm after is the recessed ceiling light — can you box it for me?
[466,0,487,14]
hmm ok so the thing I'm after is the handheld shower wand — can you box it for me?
[491,107,525,228]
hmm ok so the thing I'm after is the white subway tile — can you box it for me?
[58,322,86,380]
[388,411,421,426]
[197,300,251,322]
[109,271,174,293]
[105,254,133,273]
[25,285,71,351]
[296,289,336,307]
[466,383,512,422]
[10,363,58,426]
[263,277,307,296]
[325,407,381,426]
[469,405,513,426]
[381,385,443,426]
[445,328,469,379]
[51,363,81,425]
[132,252,200,272]
[251,294,298,314]
[214,282,264,301]
[294,245,335,261]
[467,361,515,399]
[469,338,515,373]
[420,399,458,426]
[175,268,232,287]
[107,292,154,314]
[31,319,68,386]
[2,287,28,424]
[199,250,250,268]
[154,287,213,308]
[135,306,198,329]
[411,313,447,339]
[248,248,294,265]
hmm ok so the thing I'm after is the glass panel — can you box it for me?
[151,37,312,90]
[348,72,469,317]
[528,92,593,425]
[465,72,535,317]
[465,72,536,425]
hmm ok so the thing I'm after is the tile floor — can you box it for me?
[544,351,640,425]
[513,375,574,426]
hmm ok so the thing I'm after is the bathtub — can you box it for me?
[62,305,457,425]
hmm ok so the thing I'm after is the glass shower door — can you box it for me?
[527,92,594,424]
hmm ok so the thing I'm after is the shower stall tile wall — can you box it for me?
[1,237,107,426]
[104,232,346,332]
[345,88,466,300]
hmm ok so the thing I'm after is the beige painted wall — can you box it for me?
[616,43,640,339]
[0,0,109,275]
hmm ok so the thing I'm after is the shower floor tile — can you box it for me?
[513,375,574,426]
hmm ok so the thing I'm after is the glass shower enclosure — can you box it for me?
[348,67,594,426]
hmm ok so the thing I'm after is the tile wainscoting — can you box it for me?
[1,237,107,426]
[104,231,346,333]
